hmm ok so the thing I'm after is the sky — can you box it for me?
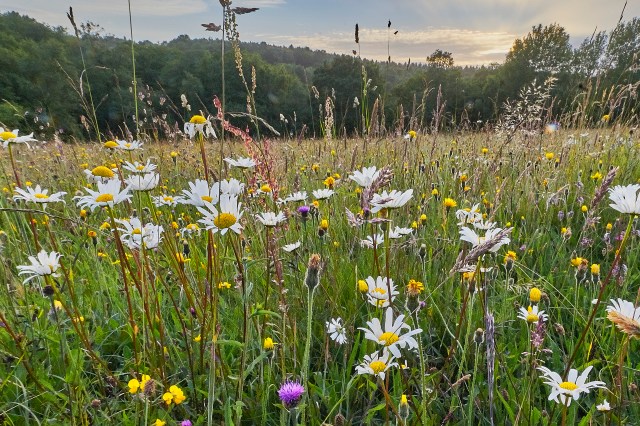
[2,0,637,66]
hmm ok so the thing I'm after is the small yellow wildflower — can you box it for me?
[529,287,542,303]
[406,279,424,296]
[358,279,368,293]
[189,114,207,124]
[103,140,118,149]
[218,281,231,289]
[443,198,457,209]
[545,152,554,160]
[591,264,600,276]
[263,337,275,350]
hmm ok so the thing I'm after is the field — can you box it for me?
[1,124,639,425]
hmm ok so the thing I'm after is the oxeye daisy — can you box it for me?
[125,172,159,191]
[122,160,157,174]
[358,307,422,358]
[349,166,380,188]
[606,298,640,338]
[355,351,398,380]
[17,250,62,283]
[278,191,307,204]
[282,241,301,252]
[370,189,413,213]
[224,156,257,168]
[13,185,66,206]
[184,114,216,139]
[74,178,132,211]
[178,179,219,207]
[199,193,243,235]
[518,305,548,324]
[608,184,640,214]
[364,276,398,308]
[115,139,144,151]
[116,217,164,250]
[459,226,511,253]
[455,204,482,225]
[0,127,38,148]
[312,188,335,200]
[326,317,347,344]
[537,365,606,406]
[152,194,178,208]
[255,211,287,227]
[216,178,245,196]
[84,166,116,183]
[360,233,384,249]
[388,226,413,239]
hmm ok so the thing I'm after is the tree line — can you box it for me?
[0,12,638,141]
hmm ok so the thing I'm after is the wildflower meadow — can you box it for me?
[1,5,640,426]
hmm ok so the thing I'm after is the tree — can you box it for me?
[426,49,454,69]
[506,23,573,74]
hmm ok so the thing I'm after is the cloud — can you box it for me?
[235,0,285,6]
[259,27,517,65]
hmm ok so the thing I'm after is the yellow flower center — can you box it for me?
[190,115,207,124]
[104,140,118,148]
[526,314,539,323]
[0,131,17,140]
[372,287,387,295]
[136,165,145,171]
[132,228,142,235]
[379,332,400,346]
[125,143,131,148]
[92,166,115,178]
[559,381,578,391]
[213,213,237,229]
[369,360,387,374]
[163,196,174,202]
[34,193,49,199]
[96,193,114,203]
[201,195,213,203]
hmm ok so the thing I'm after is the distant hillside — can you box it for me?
[0,12,637,141]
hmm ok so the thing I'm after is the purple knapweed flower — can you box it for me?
[278,380,304,408]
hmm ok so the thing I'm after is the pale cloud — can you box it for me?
[263,27,517,65]
[235,0,286,6]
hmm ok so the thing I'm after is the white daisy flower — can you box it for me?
[388,226,413,239]
[455,204,482,225]
[125,172,159,191]
[224,156,256,168]
[116,217,163,250]
[181,223,201,238]
[152,194,179,208]
[608,184,640,214]
[596,399,611,412]
[83,166,117,183]
[459,226,510,253]
[184,116,216,139]
[178,179,219,207]
[122,160,157,174]
[255,211,287,227]
[199,193,243,235]
[17,250,62,283]
[74,178,131,211]
[607,298,640,321]
[606,298,640,337]
[326,317,347,344]
[517,305,548,325]
[360,233,384,248]
[278,191,307,204]
[0,127,39,148]
[537,365,606,406]
[312,189,334,200]
[364,276,398,308]
[349,166,380,188]
[282,241,301,252]
[370,189,413,213]
[216,178,245,196]
[355,351,398,380]
[115,140,143,151]
[13,185,66,206]
[359,307,422,358]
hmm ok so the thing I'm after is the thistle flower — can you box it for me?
[17,250,62,284]
[537,365,606,406]
[278,380,304,408]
